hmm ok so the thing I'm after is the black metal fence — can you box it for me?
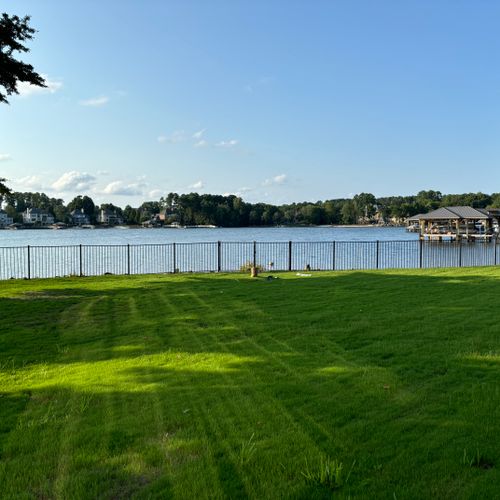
[0,240,499,280]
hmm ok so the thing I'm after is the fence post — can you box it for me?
[376,240,380,270]
[217,241,221,272]
[253,241,257,270]
[419,239,423,269]
[495,240,498,266]
[27,245,31,279]
[127,244,131,275]
[79,244,83,277]
[458,239,462,267]
[288,241,292,271]
[332,241,336,271]
[173,242,176,273]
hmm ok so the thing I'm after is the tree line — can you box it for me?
[1,190,500,227]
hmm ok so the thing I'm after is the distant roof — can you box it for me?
[412,206,492,221]
[407,213,426,222]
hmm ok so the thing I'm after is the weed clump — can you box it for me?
[463,448,494,470]
[238,433,257,465]
[302,456,345,490]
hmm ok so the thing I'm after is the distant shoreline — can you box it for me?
[2,223,405,230]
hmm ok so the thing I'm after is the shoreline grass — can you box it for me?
[1,268,500,498]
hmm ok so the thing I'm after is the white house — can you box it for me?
[98,208,123,225]
[0,209,13,228]
[23,208,55,225]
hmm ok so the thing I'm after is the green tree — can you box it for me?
[0,177,11,196]
[299,204,325,225]
[123,205,140,225]
[249,205,264,226]
[353,193,376,220]
[416,190,442,210]
[0,13,46,104]
[53,204,69,223]
[323,200,342,224]
[3,203,21,223]
[490,193,500,208]
[67,195,96,218]
[341,200,357,225]
[138,201,160,222]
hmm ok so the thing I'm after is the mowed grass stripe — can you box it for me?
[150,287,231,498]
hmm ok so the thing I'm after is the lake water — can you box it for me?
[0,225,416,247]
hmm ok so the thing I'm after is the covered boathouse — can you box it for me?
[408,206,497,241]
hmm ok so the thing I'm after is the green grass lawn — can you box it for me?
[1,268,500,499]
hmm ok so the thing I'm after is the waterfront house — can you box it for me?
[98,208,123,225]
[143,209,180,227]
[23,208,55,225]
[70,208,90,226]
[0,209,13,228]
[408,206,496,240]
[142,214,162,227]
[144,209,175,227]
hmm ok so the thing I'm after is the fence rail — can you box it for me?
[0,240,499,280]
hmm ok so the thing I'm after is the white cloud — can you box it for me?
[215,139,239,148]
[149,189,163,199]
[192,128,206,140]
[15,175,46,191]
[17,74,63,97]
[103,181,144,196]
[52,171,96,192]
[97,170,109,175]
[0,154,11,161]
[194,139,208,148]
[223,186,253,198]
[263,174,287,186]
[158,130,185,144]
[79,96,109,107]
[188,180,204,190]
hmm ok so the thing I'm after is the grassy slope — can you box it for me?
[0,268,500,499]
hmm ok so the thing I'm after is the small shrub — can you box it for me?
[239,261,264,273]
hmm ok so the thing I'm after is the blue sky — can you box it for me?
[1,0,500,206]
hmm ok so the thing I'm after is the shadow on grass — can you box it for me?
[0,388,175,498]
